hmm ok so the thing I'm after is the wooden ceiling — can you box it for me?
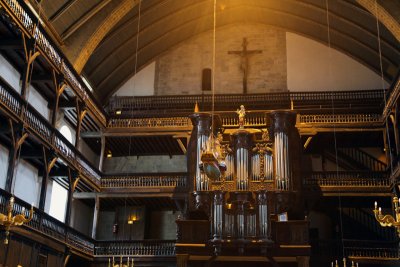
[28,0,400,105]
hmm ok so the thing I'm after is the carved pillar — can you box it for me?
[20,35,40,100]
[75,100,87,150]
[98,135,106,171]
[39,148,57,210]
[91,195,100,238]
[5,121,28,193]
[231,130,254,191]
[66,169,79,226]
[188,112,212,192]
[213,190,225,240]
[51,71,66,128]
[297,256,310,267]
[176,254,189,267]
[269,111,298,191]
[256,190,268,240]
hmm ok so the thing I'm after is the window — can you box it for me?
[60,125,73,144]
[49,182,68,222]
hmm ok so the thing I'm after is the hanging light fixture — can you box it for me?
[373,198,400,237]
[0,196,34,244]
[198,0,227,182]
[330,259,359,267]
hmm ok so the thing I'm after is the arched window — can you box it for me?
[60,124,73,144]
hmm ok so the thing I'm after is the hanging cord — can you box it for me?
[211,0,216,134]
[325,0,345,259]
[127,0,142,161]
[374,0,394,174]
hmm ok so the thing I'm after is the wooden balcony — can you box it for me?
[303,171,391,196]
[0,0,107,126]
[0,78,101,190]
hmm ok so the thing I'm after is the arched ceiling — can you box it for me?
[32,0,400,105]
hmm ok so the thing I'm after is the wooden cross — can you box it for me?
[228,37,262,94]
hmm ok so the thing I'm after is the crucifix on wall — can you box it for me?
[228,37,262,94]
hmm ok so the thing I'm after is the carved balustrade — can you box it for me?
[101,174,187,188]
[107,90,384,113]
[303,171,390,187]
[94,240,176,256]
[298,114,381,124]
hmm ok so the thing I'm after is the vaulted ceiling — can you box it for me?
[30,0,400,105]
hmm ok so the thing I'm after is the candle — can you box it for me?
[108,258,110,267]
[374,201,377,209]
[112,256,115,266]
[127,257,129,267]
[131,258,134,267]
[379,207,382,215]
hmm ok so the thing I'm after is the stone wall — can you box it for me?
[155,23,287,95]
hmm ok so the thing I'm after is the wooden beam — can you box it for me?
[49,0,79,22]
[61,0,112,41]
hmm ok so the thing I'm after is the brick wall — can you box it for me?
[155,23,287,95]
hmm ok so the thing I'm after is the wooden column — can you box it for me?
[75,100,87,149]
[38,148,58,210]
[20,34,40,99]
[91,195,100,239]
[5,120,28,193]
[66,169,80,226]
[51,70,66,128]
[98,135,106,171]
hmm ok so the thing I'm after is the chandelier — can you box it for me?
[0,196,34,244]
[331,258,359,267]
[373,197,400,237]
[108,256,134,267]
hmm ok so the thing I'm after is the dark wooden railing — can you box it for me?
[101,173,187,188]
[94,240,176,256]
[0,0,107,126]
[311,239,398,260]
[0,79,101,187]
[107,90,384,114]
[303,171,390,187]
[0,189,95,256]
[344,239,399,260]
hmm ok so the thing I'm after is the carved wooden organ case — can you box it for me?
[186,110,303,246]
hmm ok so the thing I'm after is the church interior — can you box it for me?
[0,0,399,266]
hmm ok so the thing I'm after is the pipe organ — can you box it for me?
[188,110,301,242]
[180,110,307,264]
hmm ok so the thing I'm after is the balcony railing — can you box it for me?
[303,171,390,188]
[101,174,187,189]
[0,189,95,255]
[344,239,399,260]
[298,114,381,125]
[0,0,106,126]
[0,79,101,186]
[107,90,384,114]
[94,240,176,256]
[108,117,191,128]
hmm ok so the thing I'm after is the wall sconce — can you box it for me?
[373,197,400,237]
[107,151,112,158]
[127,211,140,224]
